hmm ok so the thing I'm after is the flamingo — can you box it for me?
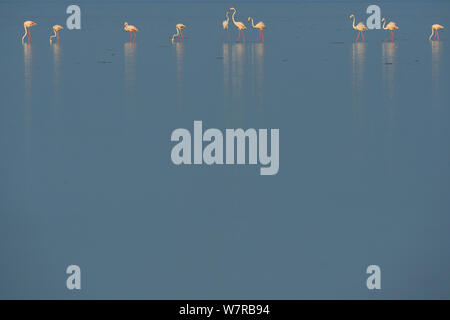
[382,18,399,40]
[248,17,267,42]
[124,22,138,41]
[49,25,63,44]
[349,14,368,42]
[22,20,37,44]
[429,24,444,40]
[171,24,186,43]
[230,8,246,42]
[222,11,230,41]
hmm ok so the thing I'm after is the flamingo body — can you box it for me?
[385,22,399,30]
[176,23,187,31]
[254,22,266,30]
[355,22,368,32]
[24,20,36,28]
[234,22,246,30]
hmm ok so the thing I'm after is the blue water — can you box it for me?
[0,0,450,299]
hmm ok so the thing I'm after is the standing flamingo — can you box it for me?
[230,8,246,42]
[124,22,138,41]
[49,25,63,44]
[171,24,187,43]
[222,11,230,41]
[22,20,37,44]
[349,14,368,42]
[248,17,267,42]
[429,24,444,40]
[382,18,399,40]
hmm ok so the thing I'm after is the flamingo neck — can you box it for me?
[382,20,387,30]
[352,16,356,30]
[50,29,57,44]
[22,25,28,43]
[172,28,180,43]
[232,10,238,26]
[250,18,256,28]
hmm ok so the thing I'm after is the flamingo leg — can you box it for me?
[130,32,132,41]
[361,32,365,41]
[355,31,360,42]
[180,30,184,41]
[237,29,240,41]
[242,30,245,42]
[134,31,137,39]
[437,30,440,40]
[261,31,264,43]
[28,28,31,42]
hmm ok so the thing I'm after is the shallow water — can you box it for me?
[1,0,450,298]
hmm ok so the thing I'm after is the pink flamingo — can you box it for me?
[124,22,138,41]
[349,14,368,42]
[382,18,399,40]
[171,24,187,43]
[248,17,267,42]
[429,24,444,41]
[230,8,246,42]
[22,20,37,44]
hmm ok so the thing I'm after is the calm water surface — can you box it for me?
[0,0,450,298]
